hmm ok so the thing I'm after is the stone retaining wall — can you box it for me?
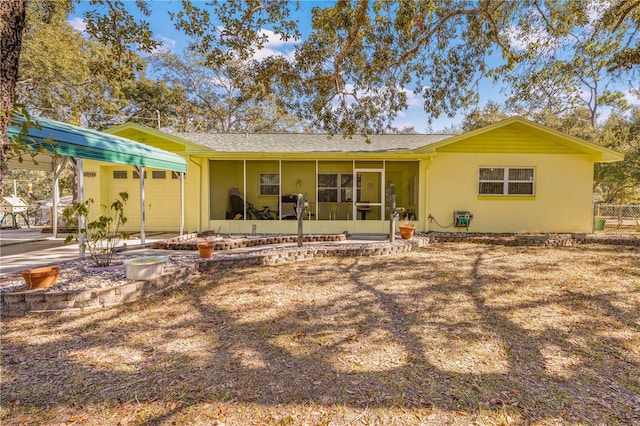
[1,265,198,318]
[1,239,423,318]
[426,233,640,247]
[3,233,637,318]
[153,233,347,251]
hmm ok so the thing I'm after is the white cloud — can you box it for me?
[251,46,296,62]
[258,28,297,49]
[623,88,640,105]
[503,24,552,52]
[251,28,298,62]
[68,17,86,33]
[152,35,177,53]
[586,0,611,28]
[403,87,424,108]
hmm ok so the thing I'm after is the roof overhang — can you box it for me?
[105,122,215,156]
[7,116,188,172]
[414,116,625,162]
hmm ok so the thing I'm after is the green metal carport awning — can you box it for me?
[8,115,187,172]
[7,115,188,245]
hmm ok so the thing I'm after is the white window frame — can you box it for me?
[318,173,361,203]
[478,167,535,196]
[259,172,280,196]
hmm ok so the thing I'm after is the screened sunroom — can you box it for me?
[208,159,419,232]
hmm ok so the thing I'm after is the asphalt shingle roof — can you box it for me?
[173,133,453,153]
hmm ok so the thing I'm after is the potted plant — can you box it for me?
[63,192,129,269]
[594,216,606,231]
[197,240,215,258]
[21,266,60,289]
[398,215,416,240]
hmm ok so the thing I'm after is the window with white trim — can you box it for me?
[259,172,279,196]
[318,173,361,202]
[478,167,535,196]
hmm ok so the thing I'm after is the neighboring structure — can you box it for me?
[92,117,622,234]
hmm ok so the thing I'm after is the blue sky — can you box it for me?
[66,1,572,133]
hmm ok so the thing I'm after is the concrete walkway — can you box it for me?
[0,227,179,275]
[0,228,392,276]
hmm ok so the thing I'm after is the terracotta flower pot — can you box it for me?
[197,242,215,258]
[22,266,60,289]
[398,225,415,240]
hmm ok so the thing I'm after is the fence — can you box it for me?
[594,204,640,229]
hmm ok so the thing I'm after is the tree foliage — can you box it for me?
[172,0,526,136]
[594,108,640,203]
[1,0,26,193]
[1,0,159,192]
[2,0,639,202]
[502,0,637,126]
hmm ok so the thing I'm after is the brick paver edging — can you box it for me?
[1,239,425,318]
[152,233,347,251]
[426,233,640,247]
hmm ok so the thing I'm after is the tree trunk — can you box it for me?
[0,0,26,195]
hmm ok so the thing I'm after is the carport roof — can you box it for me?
[7,116,187,172]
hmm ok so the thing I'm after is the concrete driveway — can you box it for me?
[0,227,178,275]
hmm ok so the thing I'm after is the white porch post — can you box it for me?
[52,157,68,238]
[139,166,146,244]
[76,158,85,257]
[180,172,184,236]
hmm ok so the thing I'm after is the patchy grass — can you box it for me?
[2,243,639,425]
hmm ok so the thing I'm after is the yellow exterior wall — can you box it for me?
[84,159,189,233]
[85,150,598,234]
[436,125,578,154]
[89,119,620,235]
[209,160,244,220]
[281,160,316,198]
[80,159,103,223]
[427,153,595,233]
[246,160,279,213]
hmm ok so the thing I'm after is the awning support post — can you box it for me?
[138,166,146,245]
[75,158,85,257]
[52,157,69,238]
[180,172,184,236]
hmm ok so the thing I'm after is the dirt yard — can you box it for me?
[2,243,639,425]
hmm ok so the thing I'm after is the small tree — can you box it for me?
[63,192,129,267]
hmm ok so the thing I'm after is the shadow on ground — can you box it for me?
[2,243,639,424]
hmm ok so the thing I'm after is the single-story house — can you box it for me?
[79,117,622,235]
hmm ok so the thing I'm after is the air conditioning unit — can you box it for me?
[453,210,473,228]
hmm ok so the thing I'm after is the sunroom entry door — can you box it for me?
[354,169,383,221]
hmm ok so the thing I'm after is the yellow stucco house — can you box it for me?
[81,117,622,235]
